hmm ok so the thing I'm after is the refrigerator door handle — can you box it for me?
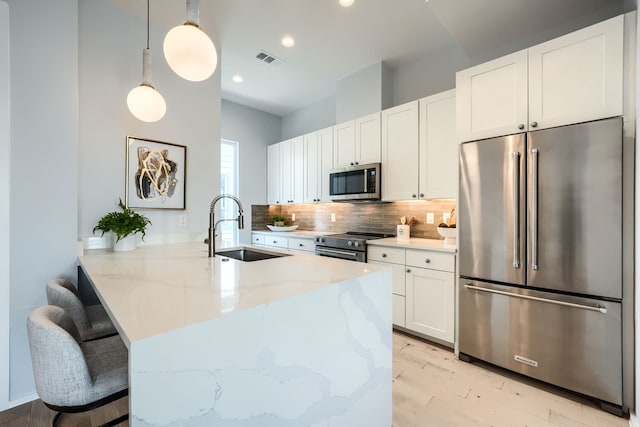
[463,284,607,314]
[531,148,539,270]
[512,151,521,269]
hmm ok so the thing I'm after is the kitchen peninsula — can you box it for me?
[78,243,392,427]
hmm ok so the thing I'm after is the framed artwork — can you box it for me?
[125,136,186,210]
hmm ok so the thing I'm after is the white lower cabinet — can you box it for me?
[368,245,455,346]
[251,232,315,253]
[405,266,454,344]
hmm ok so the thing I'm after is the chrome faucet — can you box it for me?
[208,194,244,257]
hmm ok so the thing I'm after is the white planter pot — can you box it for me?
[113,234,137,252]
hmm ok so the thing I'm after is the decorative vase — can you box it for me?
[113,234,136,252]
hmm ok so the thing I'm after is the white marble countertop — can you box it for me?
[251,229,332,238]
[79,243,387,347]
[367,237,457,253]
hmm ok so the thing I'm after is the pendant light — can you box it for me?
[163,0,217,82]
[127,0,166,122]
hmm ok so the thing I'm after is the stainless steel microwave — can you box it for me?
[329,163,381,201]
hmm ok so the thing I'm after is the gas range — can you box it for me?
[314,231,395,262]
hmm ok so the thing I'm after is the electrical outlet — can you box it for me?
[292,213,296,222]
[178,214,188,226]
[331,213,336,222]
[426,212,434,224]
[442,213,451,224]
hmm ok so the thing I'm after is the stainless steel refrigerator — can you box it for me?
[458,117,627,414]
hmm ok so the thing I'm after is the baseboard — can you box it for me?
[629,411,638,427]
[0,392,38,412]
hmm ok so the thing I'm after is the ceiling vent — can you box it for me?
[255,50,285,68]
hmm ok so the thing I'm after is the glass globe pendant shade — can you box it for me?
[127,48,166,122]
[127,84,166,122]
[164,23,217,82]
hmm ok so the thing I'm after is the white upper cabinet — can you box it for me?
[318,127,334,202]
[304,126,334,203]
[419,90,457,199]
[281,136,304,204]
[456,15,623,142]
[527,15,623,130]
[456,50,528,142]
[381,100,419,201]
[355,112,381,165]
[267,143,280,204]
[303,131,319,203]
[382,92,457,202]
[333,112,381,168]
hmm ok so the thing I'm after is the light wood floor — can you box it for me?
[0,331,630,427]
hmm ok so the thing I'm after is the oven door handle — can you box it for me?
[315,247,359,257]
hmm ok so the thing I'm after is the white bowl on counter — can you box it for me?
[437,226,457,245]
[266,225,299,232]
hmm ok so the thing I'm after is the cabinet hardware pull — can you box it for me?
[406,269,411,273]
[419,193,424,197]
[273,241,277,244]
[299,243,303,247]
[425,259,431,263]
[531,148,539,270]
[531,121,538,128]
[464,284,607,314]
[412,194,417,198]
[518,123,525,130]
[382,253,387,258]
[512,151,521,269]
[350,162,354,166]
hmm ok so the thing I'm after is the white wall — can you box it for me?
[78,1,221,248]
[281,95,335,141]
[392,46,470,106]
[0,0,10,411]
[8,0,78,400]
[221,99,281,243]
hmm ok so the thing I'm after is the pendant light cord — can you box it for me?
[146,0,150,50]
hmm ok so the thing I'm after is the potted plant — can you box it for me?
[272,214,286,227]
[93,198,152,252]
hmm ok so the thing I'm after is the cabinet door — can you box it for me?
[318,126,334,202]
[393,295,406,328]
[355,112,381,165]
[303,131,319,203]
[333,121,356,168]
[406,267,454,344]
[419,90,457,199]
[368,260,406,296]
[528,15,623,130]
[456,50,528,142]
[280,139,293,203]
[267,143,281,204]
[381,101,419,201]
[291,136,305,203]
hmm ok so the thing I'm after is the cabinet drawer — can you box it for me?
[288,237,315,252]
[406,249,454,272]
[251,233,265,245]
[393,294,406,327]
[265,236,288,249]
[368,261,406,296]
[368,246,405,264]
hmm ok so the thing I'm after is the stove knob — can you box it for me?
[354,242,360,247]
[347,241,353,246]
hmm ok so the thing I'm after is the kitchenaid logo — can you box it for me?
[514,354,539,367]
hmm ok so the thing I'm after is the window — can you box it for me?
[220,140,239,247]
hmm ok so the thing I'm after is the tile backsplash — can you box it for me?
[252,199,456,240]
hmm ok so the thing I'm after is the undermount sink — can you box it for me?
[216,248,291,262]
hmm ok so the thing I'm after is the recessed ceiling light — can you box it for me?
[339,0,355,7]
[281,36,295,47]
[232,75,243,83]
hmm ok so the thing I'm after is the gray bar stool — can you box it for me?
[27,305,128,427]
[46,279,117,341]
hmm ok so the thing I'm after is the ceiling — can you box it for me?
[106,0,626,117]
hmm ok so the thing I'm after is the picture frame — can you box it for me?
[125,136,186,210]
